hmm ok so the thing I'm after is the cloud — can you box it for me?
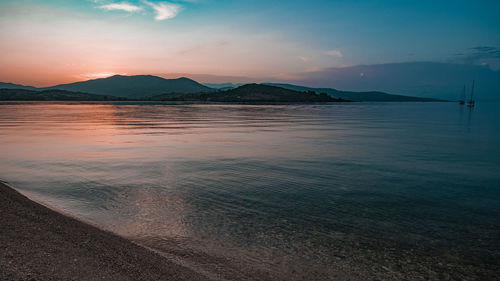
[304,67,323,72]
[272,73,305,80]
[77,72,127,80]
[325,49,343,57]
[298,56,310,62]
[143,1,182,20]
[452,46,500,65]
[99,2,143,12]
[469,46,500,59]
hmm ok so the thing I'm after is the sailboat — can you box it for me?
[458,84,465,105]
[467,80,475,107]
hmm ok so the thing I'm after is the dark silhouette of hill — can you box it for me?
[0,82,38,91]
[152,84,345,102]
[265,83,443,102]
[0,84,344,103]
[0,71,450,101]
[0,89,119,101]
[44,75,214,99]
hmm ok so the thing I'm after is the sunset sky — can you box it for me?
[1,0,499,86]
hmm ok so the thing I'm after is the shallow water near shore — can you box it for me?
[1,102,499,279]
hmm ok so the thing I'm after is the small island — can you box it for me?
[151,84,347,103]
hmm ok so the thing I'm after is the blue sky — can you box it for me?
[0,0,499,86]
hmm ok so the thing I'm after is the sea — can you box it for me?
[0,101,499,280]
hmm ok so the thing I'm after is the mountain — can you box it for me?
[0,82,38,91]
[3,62,498,101]
[0,88,119,101]
[276,62,500,101]
[152,84,345,102]
[45,75,214,99]
[265,83,442,102]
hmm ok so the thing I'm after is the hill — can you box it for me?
[45,75,214,99]
[0,89,118,101]
[0,82,38,91]
[265,83,443,102]
[152,84,345,102]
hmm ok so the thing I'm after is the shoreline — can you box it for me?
[0,182,384,281]
[0,100,448,104]
[2,180,498,280]
[0,181,210,280]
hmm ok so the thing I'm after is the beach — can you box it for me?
[0,181,210,281]
[2,181,498,281]
[0,180,380,281]
[0,181,427,281]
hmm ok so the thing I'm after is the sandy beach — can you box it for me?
[0,182,378,281]
[0,181,210,281]
[1,178,499,281]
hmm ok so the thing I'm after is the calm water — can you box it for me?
[1,102,499,279]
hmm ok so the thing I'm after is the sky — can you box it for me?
[0,0,499,86]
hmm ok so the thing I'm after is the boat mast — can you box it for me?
[470,80,475,102]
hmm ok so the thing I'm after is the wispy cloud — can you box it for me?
[143,1,182,20]
[451,46,500,66]
[298,56,310,63]
[305,67,323,72]
[325,49,343,57]
[99,2,143,12]
[272,72,305,80]
[467,46,500,60]
[78,72,126,80]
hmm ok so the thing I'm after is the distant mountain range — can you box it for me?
[0,82,38,91]
[43,75,213,99]
[2,62,498,101]
[264,83,442,102]
[0,74,443,102]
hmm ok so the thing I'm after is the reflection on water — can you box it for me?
[0,102,499,279]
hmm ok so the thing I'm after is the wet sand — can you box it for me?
[0,181,210,281]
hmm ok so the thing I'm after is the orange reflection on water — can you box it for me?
[1,103,331,165]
